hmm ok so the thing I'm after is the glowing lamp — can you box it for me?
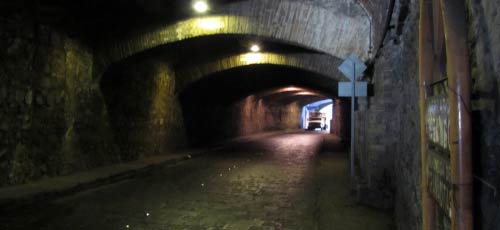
[250,44,260,52]
[193,1,209,13]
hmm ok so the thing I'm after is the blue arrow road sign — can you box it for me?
[338,53,367,81]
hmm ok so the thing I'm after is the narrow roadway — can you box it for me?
[1,132,393,230]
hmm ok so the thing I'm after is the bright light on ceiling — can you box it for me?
[294,92,319,96]
[193,1,209,13]
[282,86,303,92]
[250,44,260,52]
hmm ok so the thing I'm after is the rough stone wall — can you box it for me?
[239,97,301,136]
[391,1,420,228]
[466,0,500,229]
[100,58,187,161]
[0,15,190,187]
[356,1,500,229]
[355,0,421,229]
[0,16,120,186]
[183,95,302,146]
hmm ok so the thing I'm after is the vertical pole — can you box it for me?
[331,100,335,134]
[418,0,436,229]
[351,64,356,182]
[440,1,473,229]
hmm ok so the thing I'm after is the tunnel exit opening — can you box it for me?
[301,99,334,133]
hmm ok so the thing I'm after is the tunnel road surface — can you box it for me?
[1,132,394,230]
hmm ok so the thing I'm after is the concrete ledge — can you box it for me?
[0,150,206,211]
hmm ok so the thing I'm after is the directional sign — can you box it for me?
[337,53,367,183]
[338,82,368,97]
[338,53,367,81]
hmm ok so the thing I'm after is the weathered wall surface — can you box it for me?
[357,0,500,229]
[239,97,302,136]
[0,15,189,187]
[0,16,120,186]
[466,0,500,229]
[183,96,302,147]
[100,58,187,161]
[355,0,421,229]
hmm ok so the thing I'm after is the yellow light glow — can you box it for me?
[295,92,318,96]
[193,1,209,13]
[241,53,263,64]
[197,18,225,30]
[250,45,260,52]
[283,86,303,92]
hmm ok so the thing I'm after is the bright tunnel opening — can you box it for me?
[302,99,334,132]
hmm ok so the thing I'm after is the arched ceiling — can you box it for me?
[2,0,392,63]
[96,0,392,68]
[175,52,347,92]
[256,86,329,105]
[5,0,392,105]
[178,64,339,106]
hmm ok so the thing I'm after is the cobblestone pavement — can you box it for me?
[0,132,394,230]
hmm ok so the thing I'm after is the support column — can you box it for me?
[440,1,473,229]
[418,0,436,229]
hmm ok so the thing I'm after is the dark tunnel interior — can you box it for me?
[1,1,499,229]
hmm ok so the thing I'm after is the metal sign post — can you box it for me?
[338,54,367,183]
[351,64,356,181]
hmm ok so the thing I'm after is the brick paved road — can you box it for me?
[1,132,393,230]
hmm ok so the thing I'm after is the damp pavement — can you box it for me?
[0,131,394,230]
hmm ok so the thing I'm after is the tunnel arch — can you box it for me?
[96,0,378,75]
[178,64,340,105]
[177,64,339,146]
[175,52,347,94]
[94,0,389,159]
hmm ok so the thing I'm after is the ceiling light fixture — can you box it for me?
[250,44,260,52]
[193,1,209,13]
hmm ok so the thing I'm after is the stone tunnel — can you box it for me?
[0,0,499,229]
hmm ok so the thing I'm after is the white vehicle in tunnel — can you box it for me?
[306,112,327,131]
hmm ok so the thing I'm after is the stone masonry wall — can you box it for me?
[239,97,302,136]
[355,0,421,229]
[466,0,500,229]
[100,58,187,161]
[357,1,500,229]
[183,95,302,147]
[0,15,120,186]
[0,15,189,187]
